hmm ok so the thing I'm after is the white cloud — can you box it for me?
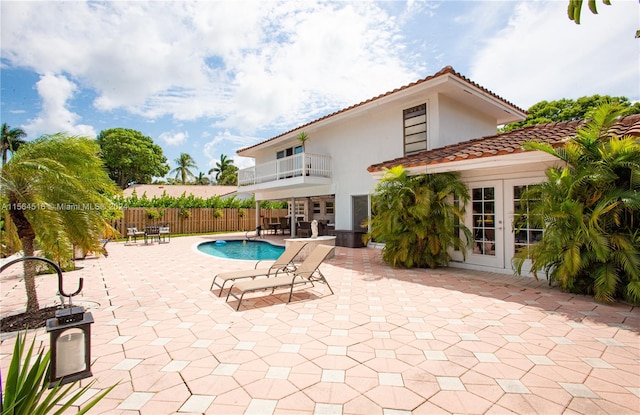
[159,131,189,146]
[469,1,640,108]
[23,73,96,137]
[2,1,418,133]
[204,129,260,170]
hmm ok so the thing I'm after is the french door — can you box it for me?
[503,178,545,275]
[456,178,544,273]
[467,182,504,268]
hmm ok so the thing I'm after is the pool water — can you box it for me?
[198,240,285,261]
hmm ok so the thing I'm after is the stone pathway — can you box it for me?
[1,234,638,414]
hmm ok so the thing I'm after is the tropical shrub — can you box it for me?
[145,208,163,220]
[1,330,115,414]
[368,166,472,268]
[513,104,640,304]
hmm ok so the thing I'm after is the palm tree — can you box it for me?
[297,131,309,152]
[217,164,239,186]
[170,153,198,184]
[208,154,234,182]
[194,172,211,185]
[1,133,121,314]
[514,104,640,304]
[368,166,472,268]
[1,123,27,166]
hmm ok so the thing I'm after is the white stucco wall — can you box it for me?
[307,103,403,230]
[244,88,517,231]
[433,94,498,149]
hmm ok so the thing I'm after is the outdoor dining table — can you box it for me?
[267,222,281,235]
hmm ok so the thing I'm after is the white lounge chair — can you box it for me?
[210,241,307,296]
[226,244,335,310]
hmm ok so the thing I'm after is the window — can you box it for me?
[472,187,495,256]
[325,201,334,215]
[313,202,321,214]
[404,103,427,154]
[277,145,303,159]
[288,200,307,220]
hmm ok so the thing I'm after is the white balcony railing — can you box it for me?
[238,153,331,187]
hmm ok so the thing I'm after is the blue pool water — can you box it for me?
[198,240,285,261]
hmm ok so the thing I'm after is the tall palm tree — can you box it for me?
[208,154,234,182]
[1,123,27,166]
[1,133,121,314]
[170,153,198,184]
[514,104,640,304]
[368,166,472,268]
[194,172,211,185]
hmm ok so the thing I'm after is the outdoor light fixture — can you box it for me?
[46,306,94,387]
[0,255,96,388]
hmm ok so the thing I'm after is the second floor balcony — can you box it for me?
[238,153,332,191]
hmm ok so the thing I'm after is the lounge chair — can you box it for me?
[226,244,335,310]
[210,241,307,296]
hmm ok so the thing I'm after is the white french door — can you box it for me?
[451,177,545,273]
[466,182,504,269]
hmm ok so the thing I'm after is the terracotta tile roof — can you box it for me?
[238,66,526,154]
[367,113,640,173]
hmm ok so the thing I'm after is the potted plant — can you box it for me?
[296,131,309,152]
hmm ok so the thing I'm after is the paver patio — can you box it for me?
[1,233,639,414]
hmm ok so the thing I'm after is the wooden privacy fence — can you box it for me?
[116,208,289,237]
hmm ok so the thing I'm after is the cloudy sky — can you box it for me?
[1,0,638,178]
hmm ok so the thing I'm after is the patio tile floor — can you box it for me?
[1,233,639,414]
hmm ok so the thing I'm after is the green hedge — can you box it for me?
[112,191,287,209]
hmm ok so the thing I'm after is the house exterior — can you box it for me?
[369,114,640,274]
[236,66,640,275]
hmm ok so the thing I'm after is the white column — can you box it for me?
[291,197,296,237]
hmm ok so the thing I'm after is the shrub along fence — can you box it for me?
[116,208,288,237]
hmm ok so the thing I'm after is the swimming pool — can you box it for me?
[197,240,285,261]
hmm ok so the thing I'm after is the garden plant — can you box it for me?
[514,104,640,304]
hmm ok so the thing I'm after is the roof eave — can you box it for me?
[237,66,526,156]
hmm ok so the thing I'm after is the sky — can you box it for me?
[1,0,638,179]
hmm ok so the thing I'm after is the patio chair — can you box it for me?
[144,225,160,244]
[210,241,307,296]
[226,244,335,311]
[279,217,291,235]
[158,223,170,243]
[297,221,312,238]
[126,225,145,243]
